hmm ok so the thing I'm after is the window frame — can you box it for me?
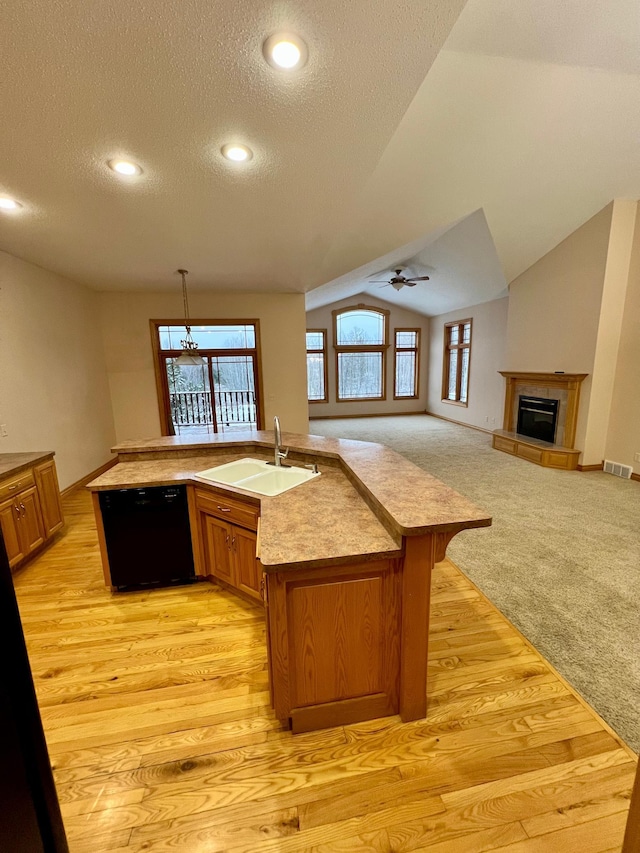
[150,319,265,435]
[306,328,329,404]
[332,304,390,402]
[441,318,472,406]
[393,327,421,400]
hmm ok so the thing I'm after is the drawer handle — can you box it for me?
[217,505,232,513]
[8,484,17,491]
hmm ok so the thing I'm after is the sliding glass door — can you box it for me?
[152,322,262,436]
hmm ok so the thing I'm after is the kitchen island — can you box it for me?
[88,430,491,732]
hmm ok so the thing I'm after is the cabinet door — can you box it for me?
[233,526,260,602]
[18,487,45,556]
[0,499,25,567]
[202,514,233,584]
[34,461,64,539]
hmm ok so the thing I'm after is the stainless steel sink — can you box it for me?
[196,457,320,496]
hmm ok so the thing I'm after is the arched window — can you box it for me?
[332,304,389,401]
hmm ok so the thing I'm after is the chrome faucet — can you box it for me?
[273,416,288,467]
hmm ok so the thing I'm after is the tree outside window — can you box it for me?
[306,330,328,403]
[442,319,471,405]
[332,305,389,401]
[394,329,420,399]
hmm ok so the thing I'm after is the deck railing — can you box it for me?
[170,390,256,428]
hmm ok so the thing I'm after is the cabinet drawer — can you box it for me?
[0,469,35,502]
[195,489,259,530]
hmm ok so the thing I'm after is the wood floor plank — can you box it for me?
[11,488,634,853]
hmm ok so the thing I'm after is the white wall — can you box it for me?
[0,251,115,489]
[581,200,637,464]
[505,203,613,456]
[605,205,640,470]
[427,296,508,430]
[305,295,429,417]
[98,290,309,442]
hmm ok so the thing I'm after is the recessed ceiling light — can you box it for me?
[263,33,308,70]
[0,197,22,211]
[221,144,253,162]
[108,159,143,176]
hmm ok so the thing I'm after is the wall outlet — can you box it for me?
[634,452,640,463]
[0,424,7,437]
[485,416,489,422]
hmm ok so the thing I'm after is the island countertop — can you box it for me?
[87,430,491,569]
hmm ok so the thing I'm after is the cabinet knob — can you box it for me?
[217,505,231,513]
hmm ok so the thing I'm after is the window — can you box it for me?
[332,305,389,401]
[442,319,471,405]
[394,329,420,399]
[306,330,328,403]
[151,321,263,435]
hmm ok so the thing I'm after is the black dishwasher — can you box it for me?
[99,486,196,590]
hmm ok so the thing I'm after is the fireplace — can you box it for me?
[493,372,588,471]
[516,395,559,444]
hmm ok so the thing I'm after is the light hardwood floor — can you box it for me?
[12,489,637,853]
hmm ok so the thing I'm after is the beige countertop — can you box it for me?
[88,431,491,570]
[0,451,54,480]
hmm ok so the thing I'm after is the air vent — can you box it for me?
[603,460,633,479]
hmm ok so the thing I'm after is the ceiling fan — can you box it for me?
[369,268,430,291]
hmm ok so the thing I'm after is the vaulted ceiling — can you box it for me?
[1,0,639,315]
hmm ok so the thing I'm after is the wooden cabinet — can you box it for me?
[0,487,45,568]
[0,456,63,571]
[0,498,25,567]
[265,557,402,732]
[195,489,261,602]
[34,460,64,538]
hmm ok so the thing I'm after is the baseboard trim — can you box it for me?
[632,472,640,483]
[61,457,116,498]
[424,411,494,435]
[577,462,604,472]
[310,410,427,421]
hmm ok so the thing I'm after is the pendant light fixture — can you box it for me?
[176,269,205,365]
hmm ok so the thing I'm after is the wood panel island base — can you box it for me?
[88,430,491,733]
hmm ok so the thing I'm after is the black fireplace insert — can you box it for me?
[516,395,559,443]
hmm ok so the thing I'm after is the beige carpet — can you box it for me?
[310,414,640,753]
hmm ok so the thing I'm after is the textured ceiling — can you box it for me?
[1,0,639,311]
[0,0,465,291]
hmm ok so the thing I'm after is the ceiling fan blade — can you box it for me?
[369,280,391,283]
[404,282,417,287]
[407,276,430,282]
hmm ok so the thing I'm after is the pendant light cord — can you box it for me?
[178,269,191,332]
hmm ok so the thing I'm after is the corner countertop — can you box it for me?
[0,451,55,481]
[87,430,491,570]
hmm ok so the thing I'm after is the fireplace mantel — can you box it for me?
[499,371,588,386]
[493,371,588,470]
